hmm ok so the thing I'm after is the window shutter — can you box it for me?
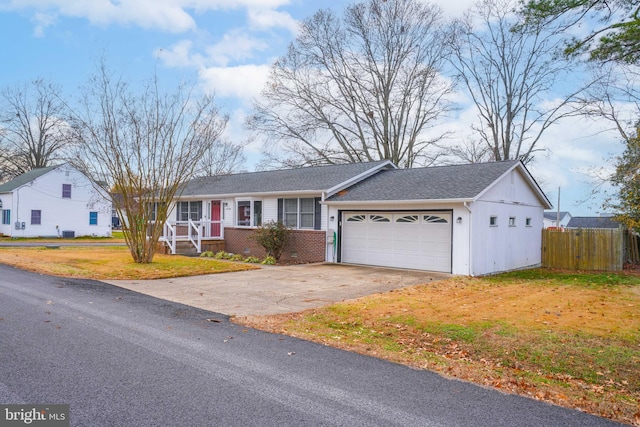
[314,197,321,230]
[277,198,283,223]
[176,202,181,221]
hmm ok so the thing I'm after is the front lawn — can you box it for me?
[0,246,257,280]
[236,269,640,425]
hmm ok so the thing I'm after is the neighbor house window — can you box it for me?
[525,217,532,227]
[148,202,165,222]
[177,201,202,222]
[489,216,498,226]
[89,211,98,225]
[236,200,262,227]
[62,184,71,199]
[509,217,516,227]
[1,210,10,225]
[281,198,316,229]
[31,210,41,225]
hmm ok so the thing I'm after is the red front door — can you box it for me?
[211,200,221,237]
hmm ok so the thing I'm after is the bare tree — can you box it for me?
[448,138,494,164]
[0,79,74,182]
[196,137,246,177]
[578,64,640,143]
[248,0,455,169]
[71,64,228,263]
[449,0,588,162]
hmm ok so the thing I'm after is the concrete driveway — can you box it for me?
[105,263,450,317]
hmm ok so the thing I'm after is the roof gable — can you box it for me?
[544,211,571,221]
[325,160,548,203]
[0,166,59,193]
[179,160,393,197]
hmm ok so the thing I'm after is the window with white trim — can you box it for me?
[62,184,71,199]
[526,217,532,227]
[89,211,98,225]
[509,217,516,227]
[489,216,498,226]
[177,201,202,222]
[31,210,41,225]
[282,198,315,229]
[236,200,262,227]
[395,214,419,223]
[1,209,10,225]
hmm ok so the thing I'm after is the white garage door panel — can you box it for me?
[341,211,452,272]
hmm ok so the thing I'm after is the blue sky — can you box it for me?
[0,0,631,215]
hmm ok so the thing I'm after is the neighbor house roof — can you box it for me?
[544,211,570,221]
[0,166,58,193]
[566,216,621,229]
[325,160,548,204]
[178,160,394,197]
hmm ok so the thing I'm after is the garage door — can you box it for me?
[341,211,452,272]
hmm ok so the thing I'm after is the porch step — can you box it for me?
[172,241,200,255]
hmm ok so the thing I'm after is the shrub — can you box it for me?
[230,253,245,261]
[261,256,276,265]
[200,251,214,258]
[244,256,262,263]
[214,251,233,260]
[250,221,291,261]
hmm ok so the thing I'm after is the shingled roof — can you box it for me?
[566,216,621,229]
[0,166,58,193]
[326,160,527,202]
[544,211,570,221]
[179,160,393,197]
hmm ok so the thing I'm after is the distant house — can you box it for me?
[566,216,621,229]
[0,165,112,238]
[543,211,572,229]
[163,159,551,276]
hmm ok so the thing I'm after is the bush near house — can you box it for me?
[250,221,291,261]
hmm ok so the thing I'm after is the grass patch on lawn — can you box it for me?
[236,269,640,425]
[0,246,257,280]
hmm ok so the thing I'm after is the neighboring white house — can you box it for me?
[168,159,551,276]
[0,164,112,238]
[543,211,572,229]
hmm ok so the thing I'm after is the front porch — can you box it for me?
[157,220,224,255]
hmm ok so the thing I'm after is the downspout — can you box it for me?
[464,201,472,276]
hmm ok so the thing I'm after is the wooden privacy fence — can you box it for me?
[542,228,624,271]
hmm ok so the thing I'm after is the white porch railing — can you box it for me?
[157,220,224,254]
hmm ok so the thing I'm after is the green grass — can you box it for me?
[483,268,640,288]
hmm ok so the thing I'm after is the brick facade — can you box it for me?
[224,228,326,263]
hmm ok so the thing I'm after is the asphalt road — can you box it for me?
[0,264,621,426]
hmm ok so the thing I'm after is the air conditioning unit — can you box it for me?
[62,230,75,238]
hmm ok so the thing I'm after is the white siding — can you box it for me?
[470,169,545,276]
[0,193,13,236]
[5,166,111,238]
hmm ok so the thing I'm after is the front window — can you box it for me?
[236,200,262,227]
[31,210,41,225]
[89,211,98,225]
[62,184,71,199]
[1,209,10,225]
[489,216,498,227]
[283,198,315,229]
[237,201,251,226]
[177,201,202,222]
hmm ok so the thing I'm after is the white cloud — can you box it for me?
[3,0,296,33]
[247,7,298,33]
[205,29,269,67]
[199,64,270,102]
[155,40,205,68]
